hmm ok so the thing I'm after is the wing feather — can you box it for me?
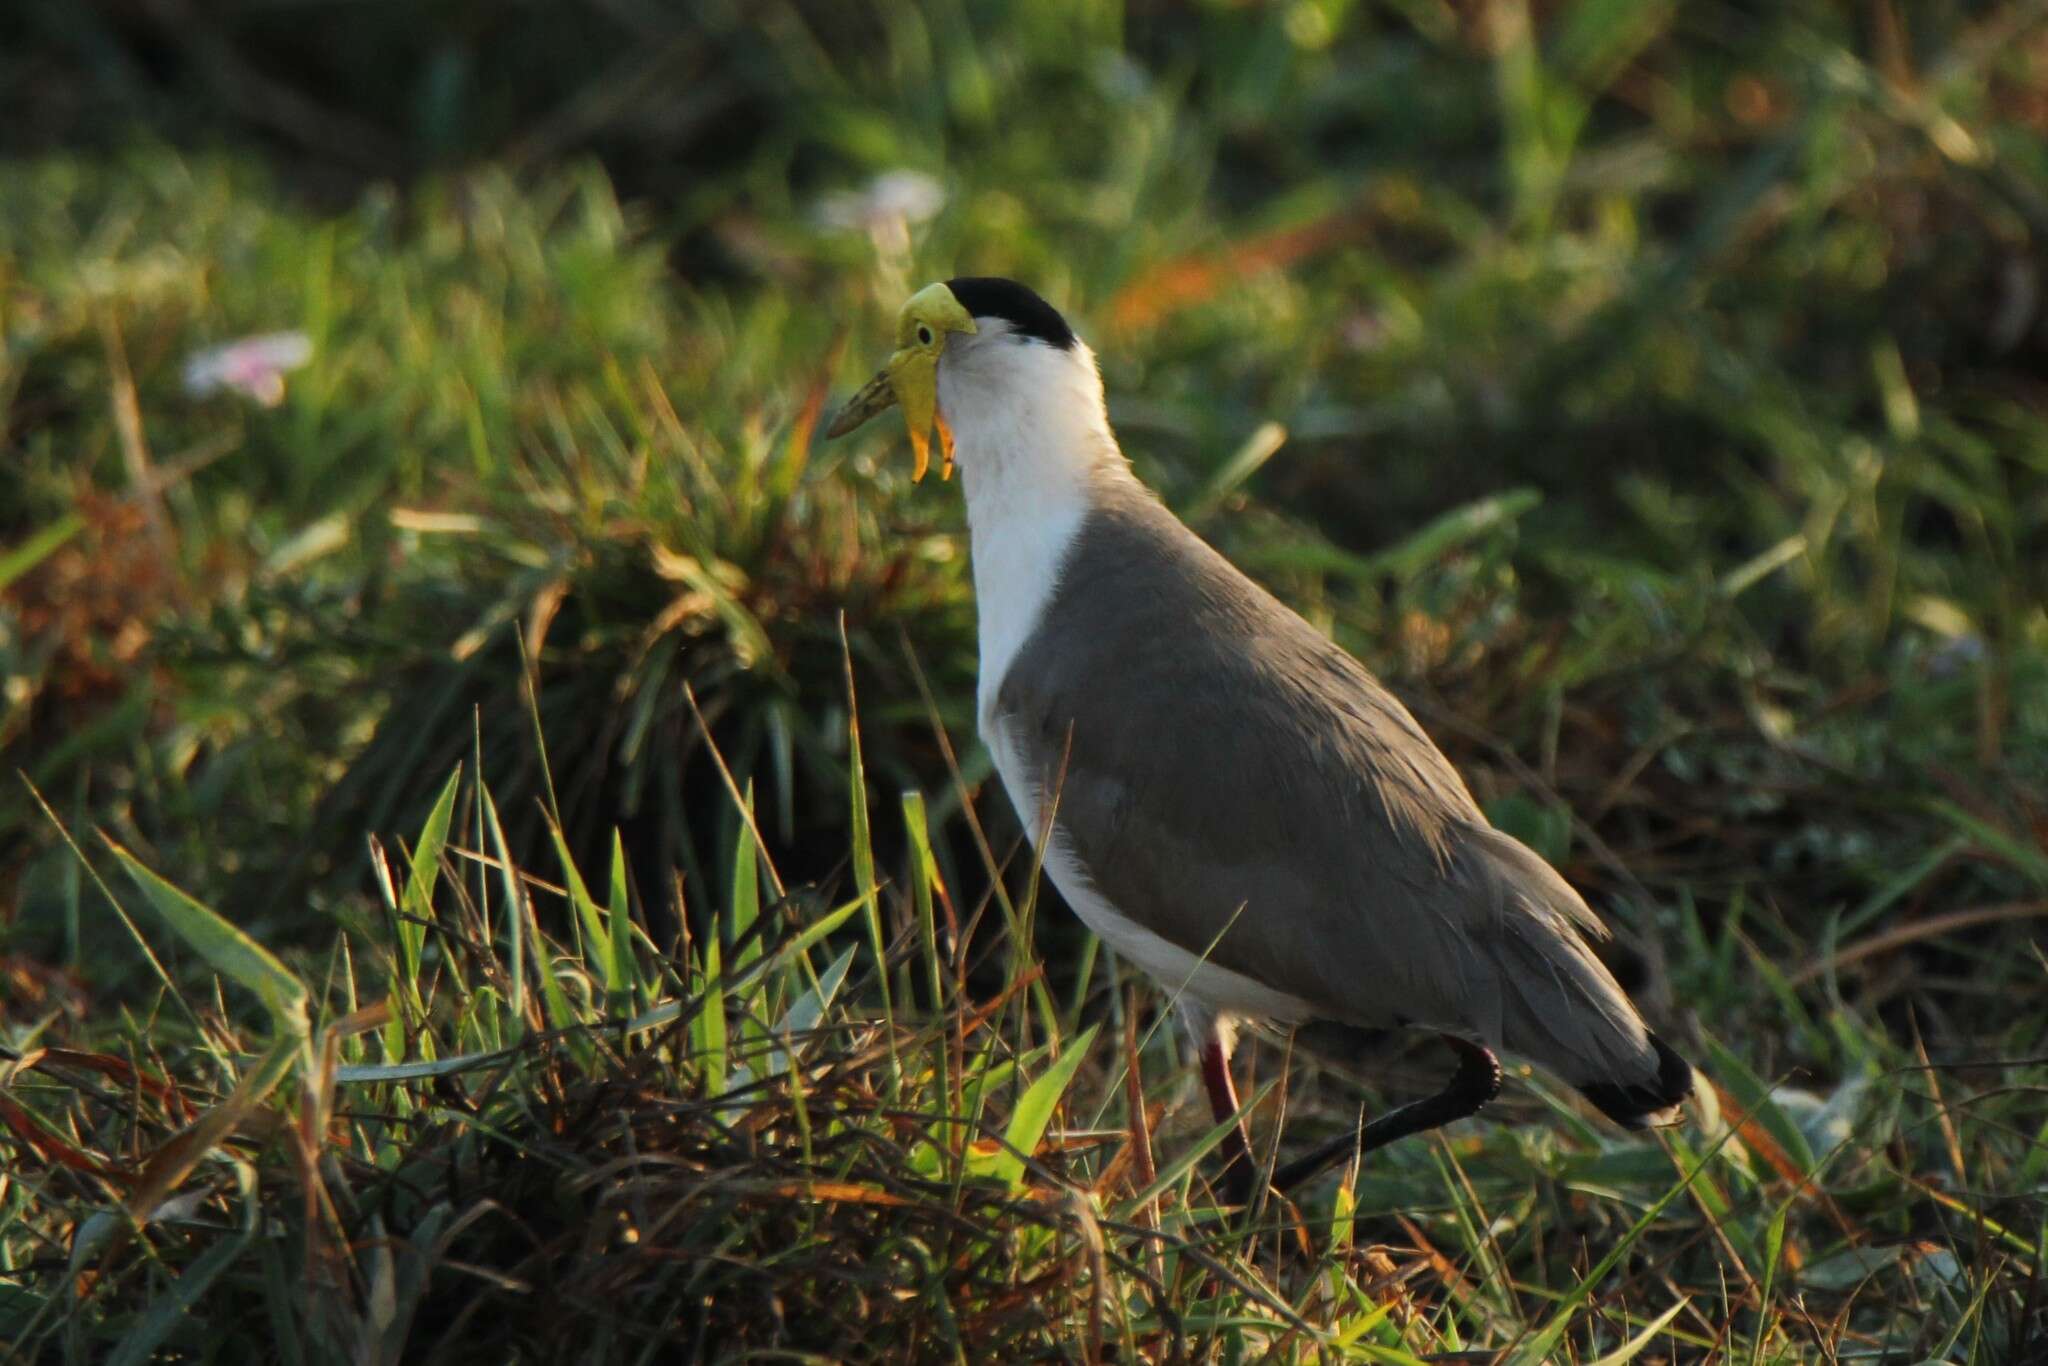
[993,481,1658,1084]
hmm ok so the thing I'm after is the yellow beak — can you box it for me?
[824,347,954,481]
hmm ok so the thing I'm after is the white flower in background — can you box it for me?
[1927,632,1988,679]
[815,170,946,257]
[183,331,313,407]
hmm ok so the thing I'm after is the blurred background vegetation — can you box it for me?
[8,0,2045,1014]
[3,1,2047,1355]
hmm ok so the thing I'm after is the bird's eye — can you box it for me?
[917,324,934,346]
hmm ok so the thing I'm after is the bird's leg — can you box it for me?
[1271,1034,1502,1192]
[1197,1026,1259,1208]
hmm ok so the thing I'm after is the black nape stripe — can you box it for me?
[945,277,1076,351]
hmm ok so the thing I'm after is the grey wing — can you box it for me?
[999,604,1486,1031]
[996,499,1656,1083]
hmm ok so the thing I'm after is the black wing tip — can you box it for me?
[944,277,1077,350]
[1579,1033,1695,1129]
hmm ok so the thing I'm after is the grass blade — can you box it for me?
[774,943,858,1041]
[479,781,526,1035]
[398,764,463,988]
[548,821,610,995]
[102,836,308,1038]
[731,782,762,978]
[1186,421,1286,523]
[696,935,728,1096]
[606,828,637,1011]
[842,621,892,1035]
[993,1022,1099,1190]
[0,511,84,593]
[1584,1297,1690,1366]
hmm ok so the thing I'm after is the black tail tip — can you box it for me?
[1578,1033,1694,1129]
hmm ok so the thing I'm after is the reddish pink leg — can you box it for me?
[1198,1029,1257,1206]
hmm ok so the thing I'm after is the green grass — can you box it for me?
[5,0,2048,1358]
[3,713,2042,1360]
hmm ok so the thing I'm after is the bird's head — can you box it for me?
[826,277,1094,483]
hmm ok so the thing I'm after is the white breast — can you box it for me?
[968,491,1087,730]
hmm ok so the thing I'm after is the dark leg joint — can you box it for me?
[1272,1034,1502,1192]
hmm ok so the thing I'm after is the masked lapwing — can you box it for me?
[829,278,1693,1202]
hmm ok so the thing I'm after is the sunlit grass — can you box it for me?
[5,697,2041,1359]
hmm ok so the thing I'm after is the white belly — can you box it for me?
[980,712,1316,1024]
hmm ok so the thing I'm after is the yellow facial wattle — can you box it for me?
[824,282,977,480]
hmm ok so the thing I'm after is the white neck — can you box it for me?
[936,332,1127,724]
